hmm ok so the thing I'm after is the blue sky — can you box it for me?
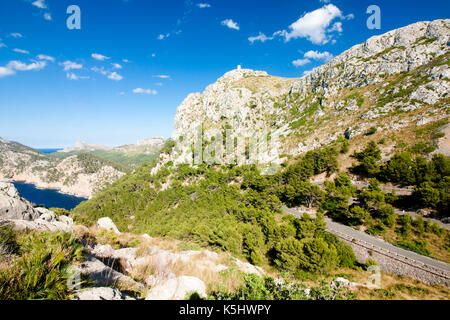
[0,0,448,148]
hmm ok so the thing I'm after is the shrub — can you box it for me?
[394,240,430,257]
[352,141,382,176]
[0,230,83,300]
[209,274,354,300]
[366,127,378,136]
[297,238,340,274]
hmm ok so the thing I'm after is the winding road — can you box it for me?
[282,206,450,275]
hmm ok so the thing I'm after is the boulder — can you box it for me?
[35,207,58,222]
[73,287,135,300]
[145,276,207,300]
[79,254,145,294]
[1,219,73,233]
[97,217,121,234]
[0,182,40,221]
[58,215,74,225]
[331,277,358,288]
[233,258,264,276]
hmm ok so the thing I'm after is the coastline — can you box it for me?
[0,177,92,199]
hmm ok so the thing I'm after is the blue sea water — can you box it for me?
[12,182,87,210]
[37,148,63,154]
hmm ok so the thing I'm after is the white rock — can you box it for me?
[1,219,73,233]
[73,287,135,300]
[145,276,207,300]
[97,217,121,234]
[233,258,264,276]
[58,215,74,225]
[35,208,58,222]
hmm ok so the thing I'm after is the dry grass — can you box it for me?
[332,268,450,300]
[231,76,297,94]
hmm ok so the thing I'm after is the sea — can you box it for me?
[12,181,87,210]
[37,148,63,154]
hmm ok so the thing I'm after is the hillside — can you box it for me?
[54,138,166,167]
[0,138,126,198]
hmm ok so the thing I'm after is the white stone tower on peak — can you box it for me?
[237,65,241,70]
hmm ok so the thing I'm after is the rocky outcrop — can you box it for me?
[0,182,39,220]
[76,240,266,300]
[76,254,146,294]
[0,182,74,232]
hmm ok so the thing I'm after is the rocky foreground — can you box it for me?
[0,182,269,300]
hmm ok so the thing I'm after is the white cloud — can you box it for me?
[133,88,157,95]
[108,72,123,81]
[122,59,130,63]
[292,50,334,68]
[248,32,273,44]
[283,4,345,44]
[60,60,82,71]
[157,33,170,40]
[303,70,312,76]
[0,66,15,78]
[13,48,29,54]
[92,53,110,61]
[66,73,79,80]
[32,0,47,9]
[221,19,240,30]
[112,63,122,69]
[0,43,6,48]
[66,73,89,80]
[119,91,125,95]
[328,21,343,33]
[37,54,55,62]
[91,66,108,75]
[10,33,23,38]
[197,3,211,8]
[7,60,47,71]
[292,59,311,67]
[154,75,170,79]
[44,13,52,21]
[346,13,355,20]
[304,50,334,62]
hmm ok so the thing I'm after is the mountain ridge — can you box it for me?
[170,19,449,168]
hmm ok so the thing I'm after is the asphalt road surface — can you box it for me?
[283,206,450,273]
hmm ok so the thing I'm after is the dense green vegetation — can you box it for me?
[73,135,449,271]
[73,147,356,276]
[329,141,450,261]
[50,150,159,169]
[351,141,450,216]
[75,153,131,173]
[0,226,83,300]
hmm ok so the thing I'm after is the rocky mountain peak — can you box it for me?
[218,67,269,83]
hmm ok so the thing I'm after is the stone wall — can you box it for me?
[332,229,450,287]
